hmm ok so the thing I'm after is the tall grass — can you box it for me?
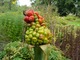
[0,12,24,41]
[52,25,80,60]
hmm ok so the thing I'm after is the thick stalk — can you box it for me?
[34,46,44,60]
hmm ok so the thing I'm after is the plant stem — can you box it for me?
[34,46,44,60]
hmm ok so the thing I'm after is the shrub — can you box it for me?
[0,12,24,41]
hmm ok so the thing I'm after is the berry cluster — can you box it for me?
[24,10,52,45]
[24,10,44,24]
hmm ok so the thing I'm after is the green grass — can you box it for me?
[56,15,80,26]
[68,22,80,26]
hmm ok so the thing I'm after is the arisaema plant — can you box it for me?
[23,10,69,60]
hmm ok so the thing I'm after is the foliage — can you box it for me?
[0,0,14,11]
[2,41,33,60]
[47,15,80,27]
[1,41,69,60]
[0,51,6,60]
[0,0,27,13]
[57,14,80,26]
[31,0,80,16]
[0,12,24,41]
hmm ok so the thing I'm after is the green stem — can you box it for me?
[34,46,44,60]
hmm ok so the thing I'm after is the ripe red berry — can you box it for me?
[38,18,44,24]
[34,12,39,16]
[29,16,35,22]
[25,10,34,17]
[38,15,42,19]
[24,16,30,23]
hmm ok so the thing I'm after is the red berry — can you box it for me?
[38,18,44,24]
[34,12,39,16]
[38,15,44,20]
[24,16,30,23]
[38,15,42,19]
[29,16,35,22]
[25,10,34,17]
[24,16,29,22]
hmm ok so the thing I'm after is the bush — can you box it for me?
[0,12,24,41]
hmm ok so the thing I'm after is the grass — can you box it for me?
[55,15,80,26]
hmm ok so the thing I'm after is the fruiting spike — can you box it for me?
[24,10,52,45]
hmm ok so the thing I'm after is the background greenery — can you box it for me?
[31,0,80,16]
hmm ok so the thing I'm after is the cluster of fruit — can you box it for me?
[24,10,52,45]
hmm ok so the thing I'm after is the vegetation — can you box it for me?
[0,41,69,60]
[0,41,33,60]
[0,12,24,41]
[31,0,80,16]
